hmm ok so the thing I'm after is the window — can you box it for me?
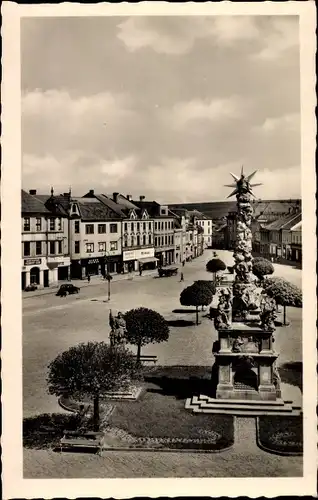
[149,222,152,231]
[165,235,168,245]
[143,235,146,245]
[35,241,42,255]
[110,223,118,234]
[149,234,152,245]
[131,236,135,247]
[137,235,140,246]
[165,221,167,230]
[124,237,128,248]
[208,221,211,226]
[57,218,62,231]
[23,241,30,256]
[74,221,80,233]
[98,224,106,234]
[98,242,106,252]
[49,218,55,231]
[75,241,80,253]
[155,222,157,231]
[161,222,164,230]
[143,222,146,231]
[155,237,158,246]
[86,224,94,234]
[124,222,128,232]
[130,223,134,233]
[161,236,164,246]
[85,243,94,253]
[36,218,41,231]
[137,222,140,232]
[110,241,118,251]
[23,217,30,232]
[49,241,55,255]
[57,240,63,254]
[171,235,174,245]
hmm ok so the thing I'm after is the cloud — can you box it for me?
[254,113,300,134]
[164,96,247,130]
[23,152,138,193]
[254,166,301,199]
[253,17,299,61]
[117,16,263,55]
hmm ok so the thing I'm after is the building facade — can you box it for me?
[133,199,176,267]
[69,194,123,279]
[21,190,70,290]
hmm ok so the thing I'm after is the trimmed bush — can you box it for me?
[262,277,302,325]
[124,307,169,365]
[252,257,274,281]
[206,258,227,282]
[180,282,214,325]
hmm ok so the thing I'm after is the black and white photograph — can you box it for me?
[2,2,317,498]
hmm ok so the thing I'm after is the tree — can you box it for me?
[206,258,226,282]
[47,342,138,431]
[180,282,214,325]
[262,277,302,325]
[194,280,216,309]
[124,307,170,365]
[252,257,274,282]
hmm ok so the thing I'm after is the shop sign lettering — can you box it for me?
[24,258,41,266]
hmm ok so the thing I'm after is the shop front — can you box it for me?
[22,257,54,290]
[123,248,156,272]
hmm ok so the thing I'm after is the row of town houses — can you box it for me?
[213,205,302,263]
[21,189,213,290]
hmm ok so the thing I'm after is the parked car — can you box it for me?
[158,267,178,277]
[56,284,80,296]
[24,284,38,292]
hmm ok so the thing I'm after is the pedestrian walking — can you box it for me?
[139,265,143,276]
[180,272,184,282]
[87,274,91,283]
[182,260,185,267]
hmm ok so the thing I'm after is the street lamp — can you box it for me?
[103,252,113,301]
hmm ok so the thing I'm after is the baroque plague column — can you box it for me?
[186,168,301,415]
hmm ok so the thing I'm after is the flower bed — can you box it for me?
[257,416,303,455]
[106,384,234,451]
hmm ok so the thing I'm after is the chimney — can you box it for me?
[29,189,37,195]
[139,195,145,202]
[126,194,132,201]
[89,189,94,196]
[113,192,119,203]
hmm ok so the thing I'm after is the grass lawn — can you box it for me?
[106,365,234,450]
[257,416,303,455]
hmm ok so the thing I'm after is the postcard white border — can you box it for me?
[2,1,317,498]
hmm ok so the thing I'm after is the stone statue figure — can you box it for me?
[110,311,127,347]
[214,288,232,330]
[232,336,244,352]
[260,293,277,332]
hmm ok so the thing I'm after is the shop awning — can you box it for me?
[138,257,159,264]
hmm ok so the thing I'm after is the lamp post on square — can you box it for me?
[103,252,113,301]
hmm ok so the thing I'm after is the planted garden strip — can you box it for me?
[256,416,303,456]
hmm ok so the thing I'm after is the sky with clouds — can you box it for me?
[21,15,301,203]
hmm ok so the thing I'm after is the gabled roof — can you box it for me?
[21,190,51,214]
[105,194,140,212]
[75,197,123,221]
[132,200,176,218]
[94,194,127,218]
[263,212,302,231]
[32,193,69,216]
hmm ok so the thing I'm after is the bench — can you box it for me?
[133,355,158,365]
[59,430,104,454]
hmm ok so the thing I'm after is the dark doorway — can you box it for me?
[21,272,26,290]
[58,266,69,281]
[30,267,40,285]
[43,270,49,287]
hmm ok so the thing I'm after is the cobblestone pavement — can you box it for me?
[23,250,302,478]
